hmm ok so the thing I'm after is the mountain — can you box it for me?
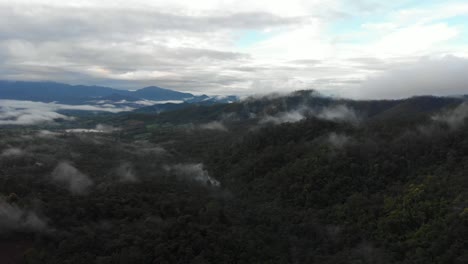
[2,91,468,263]
[131,86,194,100]
[0,80,237,107]
[0,81,117,104]
[1,90,468,263]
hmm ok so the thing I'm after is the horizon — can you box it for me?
[0,0,468,99]
[2,79,468,100]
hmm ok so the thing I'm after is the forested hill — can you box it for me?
[0,91,467,263]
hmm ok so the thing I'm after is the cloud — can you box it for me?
[0,100,132,125]
[115,162,138,183]
[198,121,228,131]
[260,110,306,125]
[316,105,360,124]
[432,102,468,130]
[0,199,47,233]
[65,124,120,134]
[51,162,93,195]
[260,104,360,125]
[36,130,61,138]
[166,163,220,187]
[0,1,467,95]
[327,132,350,148]
[1,147,24,157]
[346,56,468,99]
[0,105,71,126]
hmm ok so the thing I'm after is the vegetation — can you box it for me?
[0,91,467,263]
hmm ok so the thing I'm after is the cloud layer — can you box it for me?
[0,1,467,97]
[0,100,131,125]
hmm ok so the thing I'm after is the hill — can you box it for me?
[0,91,467,263]
[0,80,237,106]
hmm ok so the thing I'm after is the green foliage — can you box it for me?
[0,94,467,263]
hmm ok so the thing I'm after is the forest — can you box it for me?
[0,91,467,263]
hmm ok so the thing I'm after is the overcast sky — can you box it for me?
[1,0,468,98]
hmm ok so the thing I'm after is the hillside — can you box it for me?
[0,81,235,106]
[0,91,467,263]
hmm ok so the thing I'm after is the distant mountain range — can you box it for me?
[0,81,238,109]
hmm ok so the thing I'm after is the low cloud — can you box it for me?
[198,121,228,131]
[165,163,220,187]
[260,105,360,125]
[0,105,71,125]
[0,199,47,233]
[1,147,24,157]
[115,162,138,183]
[0,100,132,126]
[316,105,360,124]
[432,102,468,130]
[65,124,120,134]
[260,110,305,125]
[327,133,351,148]
[51,162,93,195]
[36,130,61,138]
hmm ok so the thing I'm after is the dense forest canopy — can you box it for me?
[0,91,467,263]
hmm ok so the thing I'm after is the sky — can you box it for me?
[1,0,468,98]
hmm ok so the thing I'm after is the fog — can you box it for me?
[327,133,351,148]
[0,199,47,233]
[115,162,138,183]
[198,121,228,131]
[260,104,360,125]
[51,162,93,195]
[166,163,220,187]
[1,147,24,157]
[0,100,133,125]
[432,102,468,130]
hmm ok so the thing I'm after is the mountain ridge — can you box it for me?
[0,80,235,105]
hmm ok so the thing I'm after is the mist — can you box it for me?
[51,162,93,195]
[1,147,24,157]
[432,102,468,130]
[327,133,351,148]
[115,162,138,183]
[260,104,360,125]
[0,199,47,234]
[0,100,133,125]
[198,121,228,131]
[166,163,220,187]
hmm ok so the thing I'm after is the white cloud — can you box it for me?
[432,102,468,130]
[345,56,468,99]
[166,163,220,187]
[260,104,360,125]
[1,147,24,157]
[51,162,93,195]
[198,121,228,131]
[0,100,132,125]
